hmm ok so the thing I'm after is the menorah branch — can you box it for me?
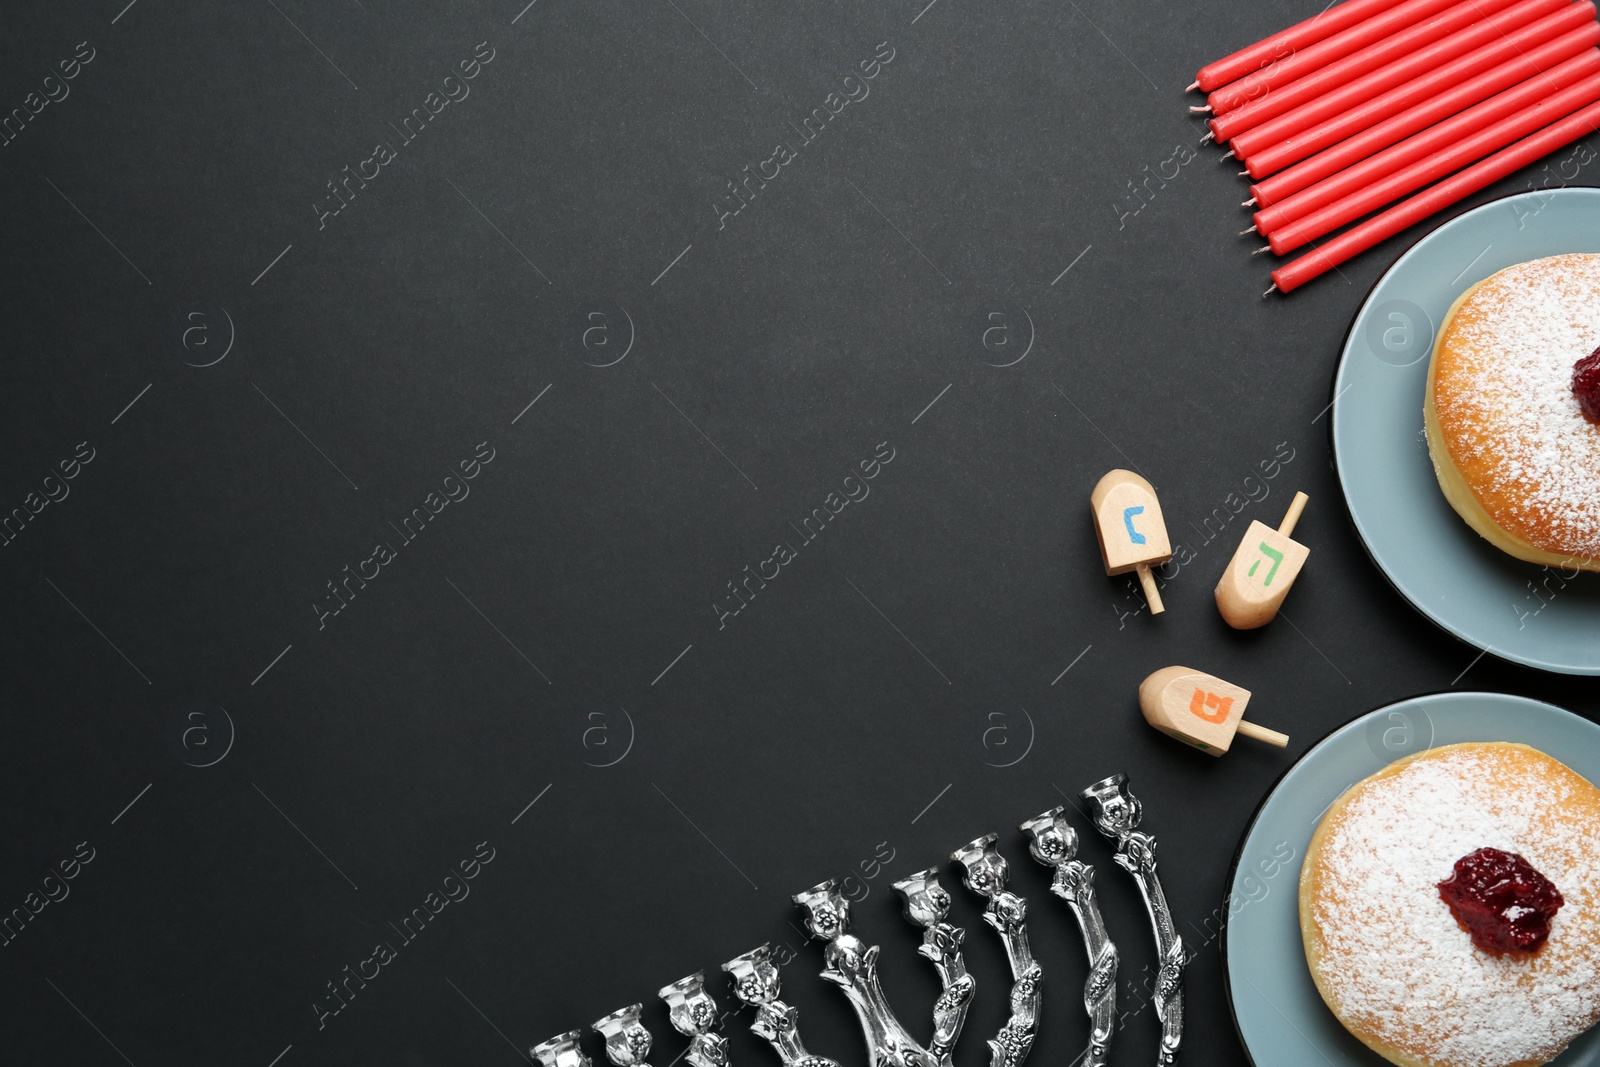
[1081,775,1186,1066]
[1021,807,1118,1067]
[952,835,1042,1067]
[893,867,974,1064]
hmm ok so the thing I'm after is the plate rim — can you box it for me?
[1219,687,1599,1066]
[1328,186,1600,676]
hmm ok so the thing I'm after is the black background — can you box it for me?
[1,1,1595,1065]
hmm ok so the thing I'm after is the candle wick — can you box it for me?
[1262,284,1278,299]
[1239,226,1257,236]
[1241,198,1256,208]
[1186,80,1200,92]
[1252,245,1272,256]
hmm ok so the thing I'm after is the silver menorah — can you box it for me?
[536,776,1182,1067]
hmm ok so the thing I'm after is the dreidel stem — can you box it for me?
[1278,492,1309,538]
[1237,720,1290,748]
[1136,563,1165,614]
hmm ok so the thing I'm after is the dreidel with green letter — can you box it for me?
[1215,492,1310,630]
[1139,665,1289,756]
[1091,469,1172,614]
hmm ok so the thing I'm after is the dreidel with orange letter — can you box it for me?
[1090,469,1172,614]
[1139,665,1289,756]
[1215,492,1310,629]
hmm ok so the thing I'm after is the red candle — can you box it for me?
[1209,0,1525,142]
[1269,100,1600,293]
[1192,0,1411,92]
[1245,12,1600,190]
[1228,0,1576,167]
[1250,56,1600,234]
[1261,76,1600,255]
[1206,0,1478,116]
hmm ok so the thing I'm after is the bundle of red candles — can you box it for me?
[1189,0,1600,294]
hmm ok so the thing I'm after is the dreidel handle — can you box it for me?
[1136,564,1165,614]
[1278,492,1309,538]
[1237,720,1290,748]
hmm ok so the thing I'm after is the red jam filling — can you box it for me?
[1574,346,1600,425]
[1437,847,1564,954]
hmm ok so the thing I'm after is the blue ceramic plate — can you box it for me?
[1331,188,1600,674]
[1224,690,1600,1066]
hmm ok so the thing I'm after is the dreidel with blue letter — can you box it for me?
[1215,492,1310,630]
[1091,469,1172,614]
[1139,665,1289,756]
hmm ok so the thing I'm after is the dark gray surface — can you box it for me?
[1,2,1595,1065]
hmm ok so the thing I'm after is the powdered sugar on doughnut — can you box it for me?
[1313,746,1600,1067]
[1433,254,1600,559]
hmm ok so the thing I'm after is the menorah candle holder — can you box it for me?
[594,1005,654,1067]
[722,945,839,1067]
[950,834,1042,1067]
[1080,774,1186,1065]
[890,867,973,1063]
[533,1031,591,1067]
[659,972,730,1067]
[1020,806,1117,1067]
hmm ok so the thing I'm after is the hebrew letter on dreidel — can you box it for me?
[1091,471,1172,615]
[1188,689,1232,725]
[1247,543,1284,586]
[1123,507,1148,545]
[1215,492,1310,630]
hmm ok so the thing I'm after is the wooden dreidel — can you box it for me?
[1090,469,1172,614]
[1139,665,1289,756]
[1215,491,1311,630]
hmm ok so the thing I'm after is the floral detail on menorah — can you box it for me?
[533,775,1183,1067]
[659,973,730,1067]
[594,1005,654,1067]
